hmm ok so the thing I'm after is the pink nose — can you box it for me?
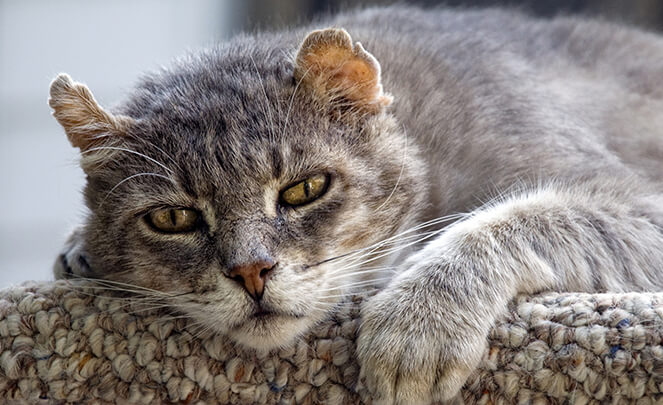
[228,260,275,301]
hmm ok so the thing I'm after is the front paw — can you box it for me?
[357,278,489,404]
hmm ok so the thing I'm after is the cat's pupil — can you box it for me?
[279,174,329,206]
[303,179,311,197]
[147,208,199,233]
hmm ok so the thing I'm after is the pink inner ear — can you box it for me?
[295,28,392,112]
[49,74,133,151]
[308,51,383,105]
[340,60,373,83]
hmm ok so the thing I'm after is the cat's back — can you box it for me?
[334,6,663,188]
[335,6,663,99]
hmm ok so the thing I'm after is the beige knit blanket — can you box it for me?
[1,281,663,404]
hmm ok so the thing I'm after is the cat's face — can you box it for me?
[50,29,426,349]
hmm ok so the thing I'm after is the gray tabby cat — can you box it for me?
[49,6,663,404]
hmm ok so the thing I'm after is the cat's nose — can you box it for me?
[228,259,275,301]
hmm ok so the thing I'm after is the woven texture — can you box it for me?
[1,281,663,404]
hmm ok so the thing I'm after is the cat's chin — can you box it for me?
[228,314,314,350]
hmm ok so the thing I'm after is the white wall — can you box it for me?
[0,0,238,286]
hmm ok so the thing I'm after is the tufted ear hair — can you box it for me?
[294,28,392,114]
[49,73,133,151]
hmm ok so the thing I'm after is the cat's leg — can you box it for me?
[357,180,663,404]
[53,227,92,279]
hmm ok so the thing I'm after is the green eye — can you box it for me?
[280,174,329,206]
[146,208,199,233]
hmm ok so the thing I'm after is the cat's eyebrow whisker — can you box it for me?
[139,139,184,174]
[84,146,175,176]
[99,172,175,208]
[249,54,277,142]
[281,65,311,139]
[373,124,408,213]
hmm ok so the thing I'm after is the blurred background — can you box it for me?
[1,0,662,286]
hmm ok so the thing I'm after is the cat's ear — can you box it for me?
[294,28,392,114]
[49,73,133,151]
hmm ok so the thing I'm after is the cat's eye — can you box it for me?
[280,174,329,207]
[146,208,199,233]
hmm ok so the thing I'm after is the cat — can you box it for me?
[50,6,663,404]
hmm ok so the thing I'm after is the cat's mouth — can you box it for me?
[225,298,331,349]
[252,309,275,318]
[249,307,305,320]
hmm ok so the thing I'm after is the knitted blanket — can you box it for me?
[1,281,662,404]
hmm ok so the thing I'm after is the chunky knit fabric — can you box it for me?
[1,281,662,404]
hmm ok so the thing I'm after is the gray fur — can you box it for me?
[51,6,663,404]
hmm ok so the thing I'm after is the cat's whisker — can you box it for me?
[121,303,183,315]
[61,289,197,317]
[310,213,465,269]
[325,228,448,273]
[315,277,393,293]
[309,214,465,278]
[323,230,444,272]
[293,336,316,354]
[318,276,393,291]
[305,296,376,312]
[65,275,189,298]
[187,311,227,340]
[351,215,463,256]
[64,285,170,301]
[316,289,382,300]
[59,286,171,304]
[65,275,162,294]
[156,309,194,323]
[322,266,397,282]
[87,298,175,317]
[313,291,381,301]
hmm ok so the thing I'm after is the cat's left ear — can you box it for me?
[49,73,133,151]
[294,28,392,114]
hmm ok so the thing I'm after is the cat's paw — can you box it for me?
[53,227,91,279]
[357,275,488,405]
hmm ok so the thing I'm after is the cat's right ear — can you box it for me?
[49,73,133,151]
[294,28,392,114]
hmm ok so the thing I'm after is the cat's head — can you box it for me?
[49,28,426,349]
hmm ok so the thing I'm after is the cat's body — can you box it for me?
[349,7,663,203]
[51,6,663,404]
